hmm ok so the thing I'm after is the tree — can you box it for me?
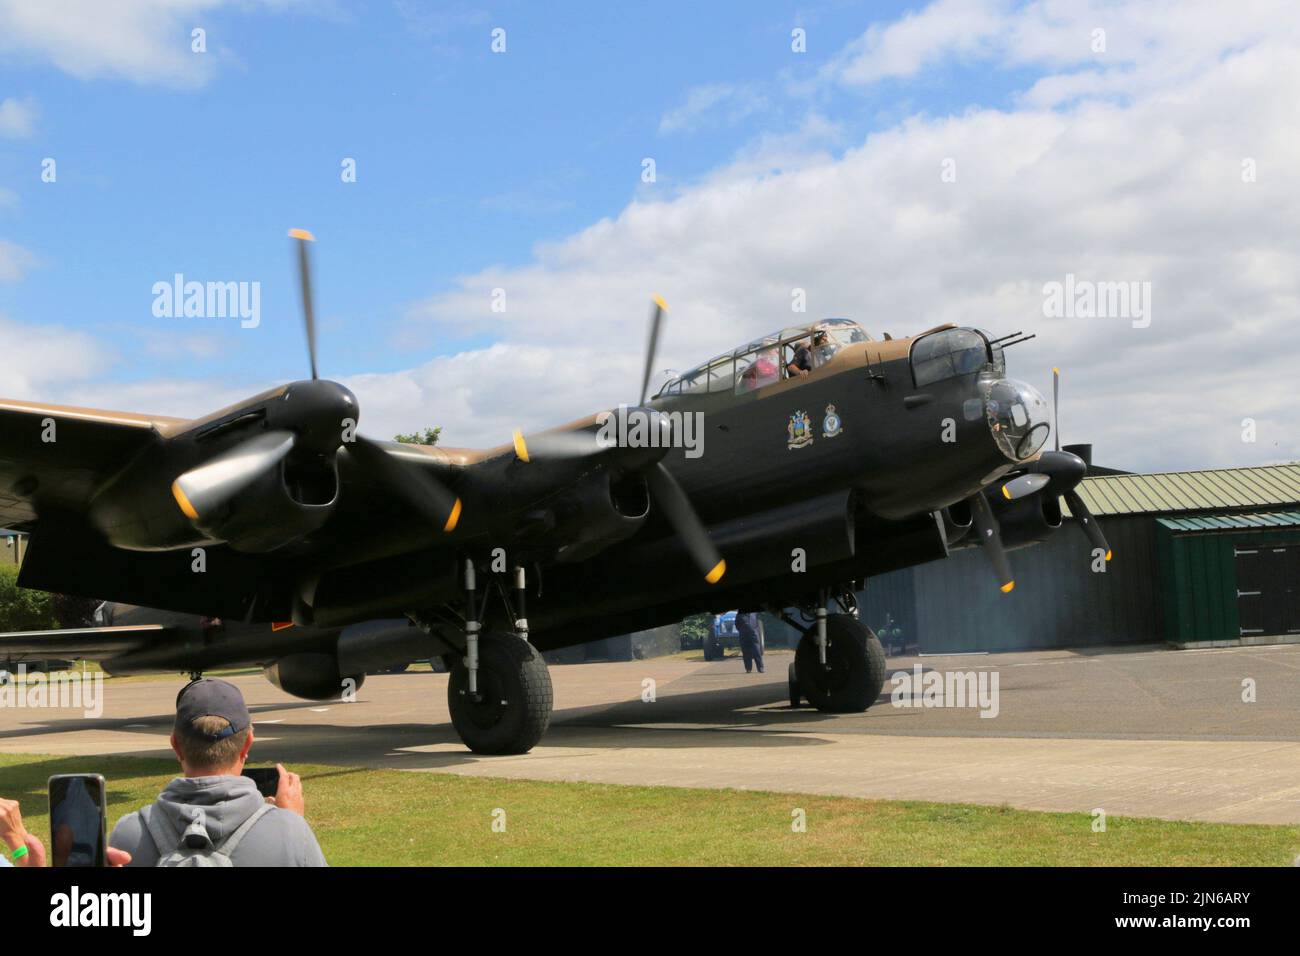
[0,564,56,630]
[678,613,711,649]
[393,426,442,446]
[50,593,99,628]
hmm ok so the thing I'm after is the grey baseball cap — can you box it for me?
[175,678,250,740]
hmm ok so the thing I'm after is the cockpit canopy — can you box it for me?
[654,318,870,399]
[908,327,1009,387]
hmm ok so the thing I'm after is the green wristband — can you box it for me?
[10,844,28,861]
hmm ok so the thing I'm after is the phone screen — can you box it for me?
[48,774,107,867]
[242,767,280,799]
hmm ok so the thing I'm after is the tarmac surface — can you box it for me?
[3,642,1299,824]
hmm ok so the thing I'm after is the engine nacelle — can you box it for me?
[264,652,364,701]
[988,488,1062,551]
[195,456,337,553]
[522,471,649,564]
[940,501,974,547]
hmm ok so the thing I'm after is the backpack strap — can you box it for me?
[139,803,182,853]
[216,803,274,858]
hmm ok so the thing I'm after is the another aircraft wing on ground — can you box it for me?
[0,624,173,661]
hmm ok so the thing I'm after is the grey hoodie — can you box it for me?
[111,775,327,867]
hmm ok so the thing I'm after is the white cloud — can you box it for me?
[391,5,1300,470]
[0,240,37,283]
[0,95,37,137]
[824,0,1010,87]
[0,314,102,395]
[659,83,768,134]
[822,0,1296,108]
[5,1,1297,474]
[0,0,301,87]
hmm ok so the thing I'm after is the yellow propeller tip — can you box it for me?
[1001,485,1012,500]
[512,429,529,463]
[1000,581,1015,593]
[171,480,198,520]
[653,294,668,311]
[704,559,726,584]
[443,498,462,533]
[1105,549,1113,561]
[1052,367,1060,374]
[288,228,315,241]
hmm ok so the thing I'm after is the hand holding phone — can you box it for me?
[48,774,107,867]
[241,766,281,799]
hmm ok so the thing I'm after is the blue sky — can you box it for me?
[1,1,1296,469]
[2,0,953,384]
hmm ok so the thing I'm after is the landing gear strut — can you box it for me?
[445,560,553,754]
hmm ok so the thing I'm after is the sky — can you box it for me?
[0,0,1297,472]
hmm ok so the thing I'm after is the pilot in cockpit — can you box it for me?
[786,330,829,378]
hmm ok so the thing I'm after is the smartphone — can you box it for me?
[242,766,281,798]
[48,773,107,867]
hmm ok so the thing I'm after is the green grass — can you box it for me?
[3,753,1296,865]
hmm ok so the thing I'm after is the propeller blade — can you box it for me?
[512,427,604,462]
[970,492,1015,593]
[172,431,296,522]
[646,461,725,584]
[513,407,673,465]
[1064,489,1111,562]
[348,436,462,533]
[1052,366,1060,452]
[290,228,319,380]
[638,296,667,406]
[1000,473,1050,501]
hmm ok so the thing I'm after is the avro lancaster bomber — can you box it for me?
[0,232,1109,754]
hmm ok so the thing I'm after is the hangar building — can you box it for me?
[861,462,1300,654]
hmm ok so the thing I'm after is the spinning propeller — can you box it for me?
[511,296,726,585]
[172,230,462,535]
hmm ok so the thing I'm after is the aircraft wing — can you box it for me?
[0,398,185,530]
[0,624,173,661]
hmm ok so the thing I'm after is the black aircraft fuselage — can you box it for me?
[4,318,1071,688]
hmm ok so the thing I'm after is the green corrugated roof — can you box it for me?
[1156,511,1300,532]
[1069,462,1300,517]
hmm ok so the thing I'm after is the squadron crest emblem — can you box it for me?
[787,410,813,449]
[822,404,842,439]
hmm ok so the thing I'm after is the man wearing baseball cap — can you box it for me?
[110,678,327,866]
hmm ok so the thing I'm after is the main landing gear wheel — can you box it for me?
[448,632,553,755]
[788,662,802,708]
[795,614,887,713]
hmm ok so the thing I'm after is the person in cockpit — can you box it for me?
[786,330,828,378]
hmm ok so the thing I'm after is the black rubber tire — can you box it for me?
[448,633,553,754]
[703,635,721,661]
[788,662,802,708]
[795,614,887,713]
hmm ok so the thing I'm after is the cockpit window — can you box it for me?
[654,319,871,399]
[735,344,780,393]
[910,329,990,388]
[821,318,871,348]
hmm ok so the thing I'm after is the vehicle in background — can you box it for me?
[702,611,765,662]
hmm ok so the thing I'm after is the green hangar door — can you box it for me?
[1235,544,1300,638]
